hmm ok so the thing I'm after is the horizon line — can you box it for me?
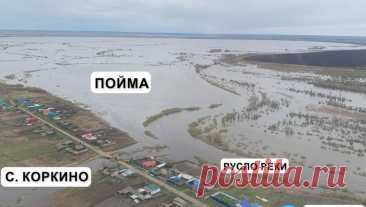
[1,29,366,38]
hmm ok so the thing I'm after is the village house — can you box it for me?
[81,132,97,141]
[120,183,162,203]
[143,159,157,168]
[160,197,189,207]
[57,140,88,155]
[136,183,161,200]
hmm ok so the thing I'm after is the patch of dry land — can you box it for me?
[220,50,366,93]
[54,170,175,207]
[0,83,136,167]
[143,107,201,127]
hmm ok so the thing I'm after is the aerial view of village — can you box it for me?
[1,1,366,207]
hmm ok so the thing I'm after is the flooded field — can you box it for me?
[1,36,366,204]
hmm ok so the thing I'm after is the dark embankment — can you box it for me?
[246,49,366,68]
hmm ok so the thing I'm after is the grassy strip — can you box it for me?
[208,104,223,109]
[143,107,200,127]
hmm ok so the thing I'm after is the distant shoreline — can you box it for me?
[245,49,366,68]
[1,30,366,45]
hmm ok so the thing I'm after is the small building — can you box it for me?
[149,167,163,176]
[160,197,189,207]
[117,186,135,195]
[0,98,11,110]
[16,98,33,106]
[172,197,189,207]
[185,178,200,190]
[42,108,49,116]
[136,188,152,200]
[123,183,161,202]
[81,133,97,141]
[143,184,161,196]
[64,140,74,146]
[64,143,88,155]
[25,116,38,125]
[143,160,157,168]
[39,125,55,136]
[57,121,77,131]
[1,106,13,112]
[28,104,44,111]
[74,144,86,151]
[180,173,194,180]
[48,111,57,119]
[94,139,113,147]
[56,140,73,151]
[167,175,186,186]
[156,162,167,169]
[118,169,135,177]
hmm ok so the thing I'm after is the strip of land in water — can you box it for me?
[245,49,366,68]
[219,49,366,94]
[143,107,201,127]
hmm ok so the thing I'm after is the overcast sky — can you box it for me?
[0,0,366,36]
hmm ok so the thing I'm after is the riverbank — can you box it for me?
[220,51,366,94]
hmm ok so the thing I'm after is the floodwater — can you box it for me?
[1,36,366,205]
